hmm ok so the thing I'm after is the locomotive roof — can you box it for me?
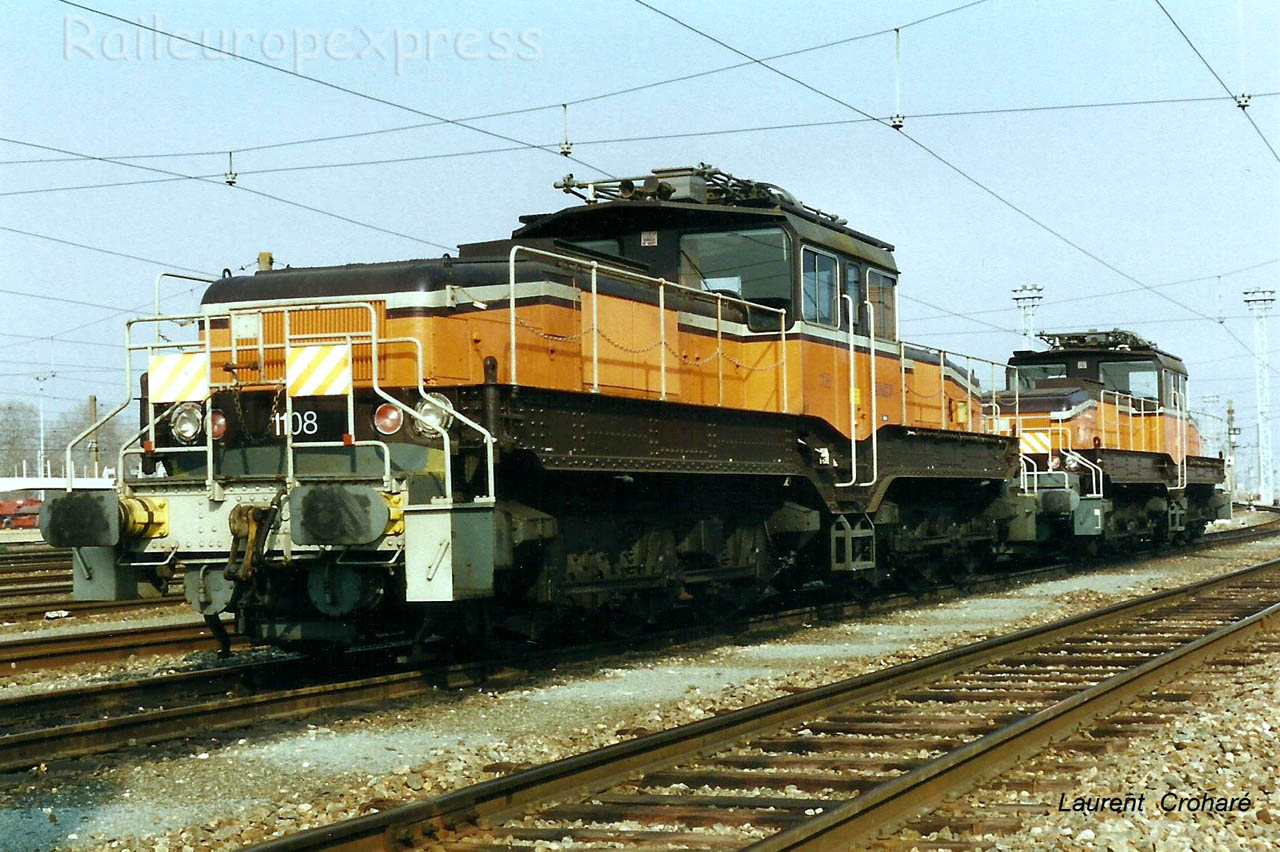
[508,198,898,273]
[1010,328,1188,374]
[508,164,898,272]
[205,164,898,306]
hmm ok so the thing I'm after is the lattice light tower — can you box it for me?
[1244,288,1275,503]
[1012,285,1044,350]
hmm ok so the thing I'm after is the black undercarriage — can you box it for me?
[217,383,1225,651]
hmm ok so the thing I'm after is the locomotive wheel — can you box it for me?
[603,602,649,639]
[693,583,755,625]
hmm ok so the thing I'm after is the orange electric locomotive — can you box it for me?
[41,165,1230,651]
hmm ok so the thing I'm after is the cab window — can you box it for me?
[868,270,896,339]
[1100,360,1159,400]
[566,238,622,257]
[1015,362,1068,389]
[1163,370,1187,408]
[678,228,792,308]
[845,263,862,329]
[801,248,838,326]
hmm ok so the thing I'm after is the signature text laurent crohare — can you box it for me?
[1057,791,1254,815]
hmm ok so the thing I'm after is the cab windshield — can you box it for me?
[1100,360,1159,399]
[678,228,792,311]
[1015,362,1067,389]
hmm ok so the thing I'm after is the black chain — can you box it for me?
[232,385,284,445]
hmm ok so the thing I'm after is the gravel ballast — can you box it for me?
[1,536,1277,852]
[891,638,1280,851]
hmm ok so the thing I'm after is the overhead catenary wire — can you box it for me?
[0,359,121,372]
[0,329,122,350]
[1153,0,1280,163]
[0,226,214,276]
[898,294,1020,337]
[8,91,1280,200]
[926,314,1254,336]
[7,5,1269,388]
[7,0,994,166]
[0,388,89,404]
[0,285,204,354]
[5,89,1274,180]
[630,0,1265,366]
[0,287,138,313]
[56,0,618,181]
[0,135,457,252]
[904,258,1280,323]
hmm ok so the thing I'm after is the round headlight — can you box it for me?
[412,393,455,437]
[1048,454,1062,471]
[373,402,404,435]
[169,402,204,445]
[208,409,228,441]
[1063,453,1080,471]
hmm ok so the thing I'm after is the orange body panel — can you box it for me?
[199,287,990,444]
[1005,399,1204,462]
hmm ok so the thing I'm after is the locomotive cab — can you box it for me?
[1009,329,1185,407]
[997,329,1228,548]
[465,167,902,341]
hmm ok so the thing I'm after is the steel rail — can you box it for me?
[0,593,185,620]
[0,619,240,671]
[748,588,1280,850]
[0,659,435,771]
[0,579,72,596]
[0,558,1144,772]
[0,550,71,567]
[2,518,1275,774]
[237,555,1280,852]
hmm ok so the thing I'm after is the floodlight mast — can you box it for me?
[1012,285,1044,350]
[1244,288,1275,504]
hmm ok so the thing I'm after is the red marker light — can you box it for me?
[208,409,228,440]
[373,403,403,435]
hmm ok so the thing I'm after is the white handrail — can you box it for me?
[836,293,857,488]
[505,245,788,410]
[68,294,498,503]
[590,261,600,393]
[859,298,879,487]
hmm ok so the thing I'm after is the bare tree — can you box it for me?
[0,400,39,477]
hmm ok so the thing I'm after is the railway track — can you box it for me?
[0,592,185,620]
[0,548,75,601]
[0,577,72,597]
[0,520,1276,787]
[0,542,183,616]
[0,531,1196,670]
[0,618,239,672]
[231,555,1280,852]
[0,548,70,568]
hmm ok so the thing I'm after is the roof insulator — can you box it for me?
[559,104,573,156]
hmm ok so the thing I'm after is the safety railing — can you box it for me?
[1019,455,1066,495]
[842,313,1012,486]
[1097,390,1160,452]
[66,294,496,504]
[902,342,1017,437]
[1172,389,1189,490]
[839,334,1017,489]
[507,246,789,412]
[1189,408,1228,459]
[1016,424,1102,497]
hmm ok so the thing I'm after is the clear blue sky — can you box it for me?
[2,0,1277,476]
